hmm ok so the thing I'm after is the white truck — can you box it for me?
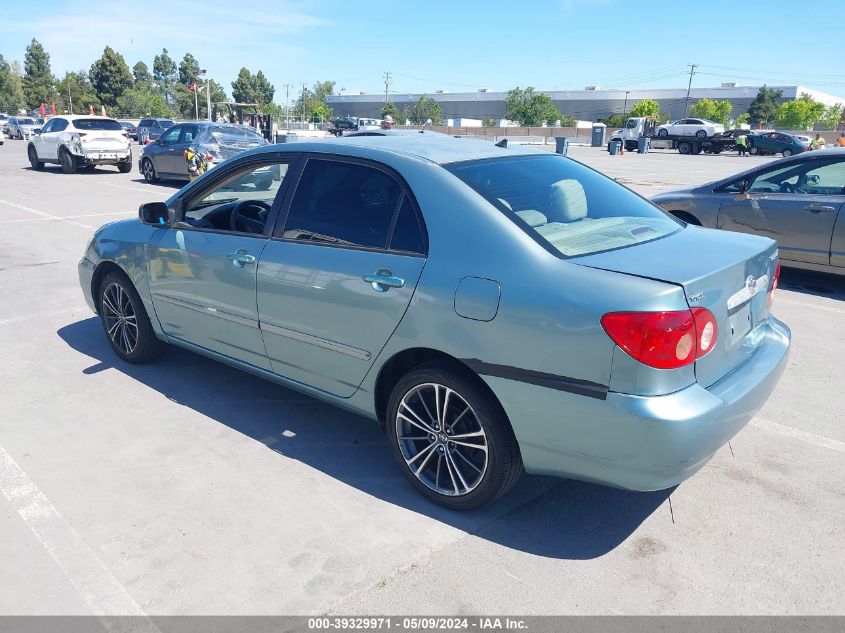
[608,117,658,152]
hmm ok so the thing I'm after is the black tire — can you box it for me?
[695,129,708,139]
[117,160,132,173]
[59,148,77,174]
[782,149,793,157]
[657,128,668,138]
[141,158,158,183]
[97,270,167,364]
[27,145,43,170]
[625,141,637,152]
[748,145,759,155]
[386,362,523,510]
[677,141,692,155]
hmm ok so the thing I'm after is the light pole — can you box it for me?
[623,91,629,118]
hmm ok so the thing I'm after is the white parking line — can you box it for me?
[0,199,92,229]
[750,417,845,453]
[0,443,159,628]
[0,211,134,224]
[97,181,169,195]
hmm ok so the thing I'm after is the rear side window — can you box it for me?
[73,118,123,131]
[389,197,426,254]
[447,155,681,258]
[283,159,402,249]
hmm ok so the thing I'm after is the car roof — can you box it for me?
[346,129,449,137]
[248,135,546,165]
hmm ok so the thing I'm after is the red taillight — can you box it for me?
[601,308,717,370]
[768,260,781,309]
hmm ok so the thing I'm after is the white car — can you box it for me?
[27,115,132,173]
[357,117,381,131]
[655,118,724,139]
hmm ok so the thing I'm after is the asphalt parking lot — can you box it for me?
[0,139,843,616]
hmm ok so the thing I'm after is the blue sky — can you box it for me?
[2,0,844,103]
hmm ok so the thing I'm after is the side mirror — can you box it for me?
[155,137,164,146]
[139,202,171,227]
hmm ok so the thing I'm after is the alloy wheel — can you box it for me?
[101,282,138,355]
[395,383,488,497]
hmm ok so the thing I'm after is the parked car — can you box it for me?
[7,116,42,140]
[332,116,358,131]
[139,122,267,183]
[27,115,132,173]
[118,120,138,141]
[652,148,845,275]
[656,118,725,139]
[356,117,381,131]
[0,126,4,145]
[79,136,790,509]
[137,117,176,144]
[0,113,10,136]
[747,131,810,157]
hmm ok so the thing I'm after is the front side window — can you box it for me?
[745,159,845,194]
[283,159,402,249]
[52,118,68,132]
[447,154,680,258]
[39,119,54,133]
[160,126,181,145]
[182,160,291,234]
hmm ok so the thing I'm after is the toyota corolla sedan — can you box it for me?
[78,137,790,509]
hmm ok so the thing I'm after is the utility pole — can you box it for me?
[383,71,392,104]
[683,64,697,117]
[623,90,629,118]
[284,83,292,130]
[66,72,72,115]
[301,83,307,127]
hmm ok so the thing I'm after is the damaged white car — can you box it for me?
[27,115,132,173]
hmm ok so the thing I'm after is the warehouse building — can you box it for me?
[326,85,844,124]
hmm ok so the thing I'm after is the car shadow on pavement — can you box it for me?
[779,268,845,301]
[57,317,672,560]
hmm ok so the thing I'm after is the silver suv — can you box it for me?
[137,117,176,144]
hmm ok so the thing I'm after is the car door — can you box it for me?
[32,118,53,157]
[168,124,199,177]
[718,157,845,266]
[256,156,428,397]
[154,125,183,176]
[147,156,295,369]
[41,117,68,159]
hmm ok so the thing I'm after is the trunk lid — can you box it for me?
[573,226,778,388]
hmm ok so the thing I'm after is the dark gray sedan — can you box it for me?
[653,149,845,275]
[139,122,267,183]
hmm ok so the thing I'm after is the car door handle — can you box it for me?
[227,249,256,267]
[363,269,405,291]
[803,203,835,213]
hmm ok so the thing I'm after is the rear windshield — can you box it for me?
[446,154,681,257]
[159,120,175,127]
[19,118,36,125]
[73,118,123,131]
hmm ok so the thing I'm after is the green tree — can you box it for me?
[231,68,255,103]
[747,85,782,127]
[89,46,133,109]
[734,112,750,127]
[55,71,99,115]
[22,38,55,109]
[407,94,443,125]
[178,53,200,86]
[0,54,26,113]
[153,48,177,102]
[602,113,627,128]
[132,61,151,86]
[252,71,274,105]
[482,117,496,127]
[689,98,734,126]
[293,80,334,122]
[775,93,826,130]
[116,86,171,117]
[505,87,562,126]
[819,103,843,130]
[629,99,660,118]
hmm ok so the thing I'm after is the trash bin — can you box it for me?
[591,123,606,147]
[555,137,569,155]
[637,137,650,154]
[608,140,621,155]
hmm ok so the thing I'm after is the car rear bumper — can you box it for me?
[78,257,97,313]
[487,317,791,491]
[78,148,131,165]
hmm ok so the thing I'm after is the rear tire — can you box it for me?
[657,128,668,138]
[98,270,167,364]
[386,362,523,510]
[695,129,708,139]
[117,160,132,173]
[782,149,793,157]
[59,148,77,174]
[677,141,692,155]
[27,145,43,170]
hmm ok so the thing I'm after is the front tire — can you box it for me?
[117,159,132,173]
[695,129,708,139]
[657,128,668,138]
[782,148,793,157]
[386,362,523,510]
[98,270,167,364]
[141,158,158,183]
[27,145,43,170]
[59,148,77,174]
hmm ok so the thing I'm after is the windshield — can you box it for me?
[73,118,123,131]
[625,119,638,128]
[446,155,681,258]
[19,118,36,125]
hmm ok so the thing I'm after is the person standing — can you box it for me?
[837,132,845,147]
[809,133,826,150]
[736,131,748,157]
[380,115,394,130]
